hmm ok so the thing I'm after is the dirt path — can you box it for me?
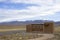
[29,34,54,40]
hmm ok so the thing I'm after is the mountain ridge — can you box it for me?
[0,20,54,25]
[0,20,60,26]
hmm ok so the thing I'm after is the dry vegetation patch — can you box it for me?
[0,32,43,40]
[46,26,60,40]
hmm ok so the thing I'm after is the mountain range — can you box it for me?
[0,20,60,26]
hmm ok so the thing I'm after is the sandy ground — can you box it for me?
[0,28,26,32]
[29,34,54,40]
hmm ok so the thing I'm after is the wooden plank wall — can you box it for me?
[26,22,54,33]
[44,22,54,33]
[26,24,44,32]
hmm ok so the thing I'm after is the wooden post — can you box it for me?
[26,24,32,32]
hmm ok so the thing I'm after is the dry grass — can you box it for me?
[0,25,26,29]
[0,32,43,40]
[0,25,60,40]
[54,26,60,32]
[0,25,26,32]
[46,26,60,40]
[0,26,43,40]
[0,29,26,32]
[0,25,43,40]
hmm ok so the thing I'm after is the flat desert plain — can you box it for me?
[0,25,60,40]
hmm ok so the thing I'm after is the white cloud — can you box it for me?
[10,0,53,4]
[0,0,60,22]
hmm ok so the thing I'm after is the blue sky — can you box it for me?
[0,0,60,22]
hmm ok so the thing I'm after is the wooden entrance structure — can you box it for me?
[26,22,54,33]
